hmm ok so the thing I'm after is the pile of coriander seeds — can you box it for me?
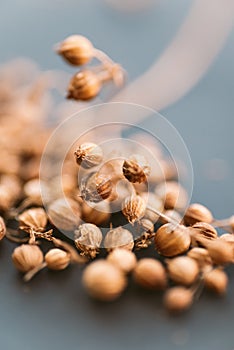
[1,37,234,315]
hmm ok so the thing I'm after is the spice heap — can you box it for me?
[0,36,234,315]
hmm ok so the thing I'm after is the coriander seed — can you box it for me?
[184,203,213,226]
[133,258,167,290]
[163,287,193,313]
[154,224,191,257]
[82,201,110,226]
[57,35,94,66]
[12,244,43,273]
[122,195,146,224]
[155,181,188,210]
[204,268,228,295]
[122,154,150,183]
[191,222,218,247]
[80,172,112,203]
[67,70,101,101]
[82,260,127,301]
[48,197,81,231]
[74,142,103,169]
[104,226,134,251]
[74,223,103,259]
[107,248,137,274]
[18,207,47,232]
[166,256,199,286]
[187,247,212,271]
[45,248,70,270]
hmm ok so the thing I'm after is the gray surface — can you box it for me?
[0,1,234,349]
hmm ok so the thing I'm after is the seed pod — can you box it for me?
[122,195,146,224]
[48,198,81,231]
[204,268,228,295]
[18,208,47,231]
[183,203,213,226]
[187,247,212,270]
[206,239,234,265]
[67,70,101,101]
[155,181,188,210]
[74,142,103,169]
[0,175,21,211]
[0,216,6,241]
[82,260,127,301]
[104,226,134,251]
[154,224,191,257]
[57,35,94,66]
[107,248,137,274]
[219,233,234,243]
[82,201,110,226]
[45,248,70,270]
[140,192,164,223]
[12,244,43,273]
[191,222,218,247]
[163,287,193,313]
[122,154,150,183]
[159,210,182,225]
[166,256,199,286]
[133,258,167,290]
[80,172,112,203]
[74,223,103,259]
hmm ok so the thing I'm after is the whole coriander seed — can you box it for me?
[0,216,6,241]
[163,287,193,313]
[122,154,150,183]
[80,172,112,203]
[57,35,94,66]
[74,142,103,169]
[166,256,199,286]
[204,268,228,295]
[183,203,213,226]
[82,201,110,226]
[154,224,191,257]
[82,260,127,301]
[18,207,47,231]
[67,70,101,101]
[133,258,167,290]
[155,181,188,210]
[205,239,234,265]
[191,222,218,247]
[122,195,146,224]
[45,248,71,270]
[12,244,43,273]
[48,197,81,232]
[219,233,234,243]
[187,247,212,271]
[104,226,134,251]
[107,248,137,274]
[74,223,103,259]
[134,218,155,249]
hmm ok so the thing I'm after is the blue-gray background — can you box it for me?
[0,1,234,349]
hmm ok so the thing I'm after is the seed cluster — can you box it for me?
[0,37,234,315]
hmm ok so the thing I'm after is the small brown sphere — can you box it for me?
[12,244,43,273]
[122,195,146,224]
[187,247,212,270]
[133,258,167,290]
[67,70,101,101]
[82,260,127,301]
[82,201,110,226]
[18,207,47,231]
[57,35,94,66]
[45,248,70,270]
[191,222,218,247]
[204,269,228,295]
[104,227,134,251]
[206,239,234,265]
[166,256,199,286]
[80,172,112,203]
[184,203,213,226]
[107,248,137,274]
[155,224,191,257]
[163,287,193,313]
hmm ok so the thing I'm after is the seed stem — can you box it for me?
[146,205,180,226]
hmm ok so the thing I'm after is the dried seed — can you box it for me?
[82,260,127,301]
[133,258,167,290]
[155,181,188,210]
[104,226,134,251]
[191,222,218,246]
[74,142,103,169]
[107,248,137,274]
[204,268,228,295]
[184,203,213,226]
[155,224,191,257]
[12,244,43,273]
[67,70,101,101]
[80,172,112,203]
[82,201,110,226]
[166,256,199,286]
[48,197,81,231]
[18,207,47,231]
[122,154,150,183]
[187,247,212,270]
[163,287,193,313]
[122,195,146,224]
[74,223,103,259]
[45,248,70,270]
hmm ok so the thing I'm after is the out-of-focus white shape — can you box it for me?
[203,158,231,181]
[112,0,234,114]
[104,0,157,13]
